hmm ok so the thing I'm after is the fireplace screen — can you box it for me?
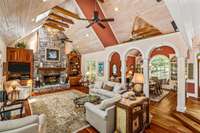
[43,74,60,85]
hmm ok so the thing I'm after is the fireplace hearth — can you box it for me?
[43,74,60,85]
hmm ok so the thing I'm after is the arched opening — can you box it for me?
[149,46,177,102]
[109,52,121,82]
[125,49,143,91]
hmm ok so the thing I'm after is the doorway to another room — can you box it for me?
[149,46,177,102]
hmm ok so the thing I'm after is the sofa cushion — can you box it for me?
[94,80,103,89]
[102,84,113,91]
[96,89,116,98]
[0,115,39,132]
[98,95,121,110]
[113,83,123,93]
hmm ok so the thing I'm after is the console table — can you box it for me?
[115,97,150,133]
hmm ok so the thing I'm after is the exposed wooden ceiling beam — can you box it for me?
[141,32,161,38]
[135,29,161,36]
[132,27,155,35]
[46,18,69,28]
[49,13,74,24]
[44,23,65,31]
[53,6,80,19]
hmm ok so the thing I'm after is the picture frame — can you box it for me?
[98,62,104,77]
[45,48,60,62]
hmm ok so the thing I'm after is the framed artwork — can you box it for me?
[98,62,104,77]
[45,48,60,62]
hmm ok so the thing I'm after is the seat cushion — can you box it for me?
[96,89,117,98]
[0,115,39,132]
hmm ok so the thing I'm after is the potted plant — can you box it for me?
[15,42,26,48]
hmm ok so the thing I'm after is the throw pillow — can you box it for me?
[103,84,113,91]
[113,83,122,93]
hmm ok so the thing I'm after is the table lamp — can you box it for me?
[132,73,144,96]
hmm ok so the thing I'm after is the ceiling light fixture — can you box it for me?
[31,18,35,22]
[114,7,119,12]
[86,34,89,37]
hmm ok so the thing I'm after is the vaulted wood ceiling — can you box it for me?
[0,0,175,54]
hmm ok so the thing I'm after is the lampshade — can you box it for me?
[132,73,144,84]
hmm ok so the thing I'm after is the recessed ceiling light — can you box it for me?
[31,18,35,22]
[86,34,89,37]
[114,7,119,12]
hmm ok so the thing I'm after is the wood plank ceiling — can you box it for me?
[75,0,119,47]
[100,0,175,43]
[0,0,65,44]
[0,0,176,53]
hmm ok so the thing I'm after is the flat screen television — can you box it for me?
[8,63,30,73]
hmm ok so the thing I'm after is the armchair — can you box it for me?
[0,114,47,133]
[84,102,115,133]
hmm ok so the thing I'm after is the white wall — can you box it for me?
[82,32,188,81]
[0,36,7,90]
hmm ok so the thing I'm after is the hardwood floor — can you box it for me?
[23,87,200,133]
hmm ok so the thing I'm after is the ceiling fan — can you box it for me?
[79,0,114,29]
[60,36,73,43]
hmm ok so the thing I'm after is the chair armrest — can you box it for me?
[39,114,47,133]
[84,102,107,119]
[118,89,127,94]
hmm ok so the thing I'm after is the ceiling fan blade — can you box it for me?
[97,22,106,29]
[86,21,96,28]
[79,18,94,21]
[100,18,114,22]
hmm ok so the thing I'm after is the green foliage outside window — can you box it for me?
[150,55,170,80]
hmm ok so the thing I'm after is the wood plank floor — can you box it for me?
[23,87,200,133]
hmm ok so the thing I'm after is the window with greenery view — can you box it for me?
[86,60,96,81]
[150,55,170,80]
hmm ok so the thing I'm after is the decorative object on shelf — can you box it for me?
[132,73,144,96]
[45,48,60,62]
[98,62,104,77]
[15,42,26,48]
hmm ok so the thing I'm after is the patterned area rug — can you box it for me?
[28,90,88,133]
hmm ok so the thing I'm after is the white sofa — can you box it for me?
[86,80,125,133]
[0,114,47,133]
[85,95,121,133]
[89,80,126,99]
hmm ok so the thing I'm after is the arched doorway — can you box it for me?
[109,52,121,82]
[124,49,143,90]
[149,46,177,102]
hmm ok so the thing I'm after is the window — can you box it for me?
[150,55,170,80]
[86,60,96,81]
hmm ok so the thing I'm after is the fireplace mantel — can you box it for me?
[38,67,66,72]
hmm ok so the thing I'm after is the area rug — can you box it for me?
[150,90,170,102]
[28,90,88,133]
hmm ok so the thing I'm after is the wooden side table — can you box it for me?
[115,97,149,133]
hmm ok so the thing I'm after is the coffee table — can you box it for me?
[73,95,101,108]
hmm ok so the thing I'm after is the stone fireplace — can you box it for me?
[33,27,69,90]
